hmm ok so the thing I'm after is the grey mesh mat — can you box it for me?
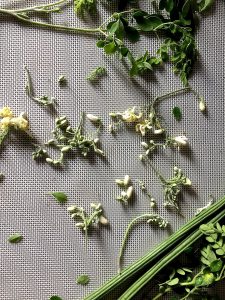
[0,1,225,299]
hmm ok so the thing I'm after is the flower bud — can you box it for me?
[154,128,164,135]
[185,178,192,186]
[67,205,77,213]
[94,138,99,144]
[75,222,85,228]
[141,142,149,149]
[86,114,100,123]
[124,175,130,186]
[126,186,133,199]
[115,179,125,186]
[99,215,108,225]
[61,146,71,153]
[199,97,206,112]
[46,158,53,164]
[174,135,188,146]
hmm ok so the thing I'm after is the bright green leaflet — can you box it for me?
[8,233,23,243]
[50,192,68,203]
[76,274,90,285]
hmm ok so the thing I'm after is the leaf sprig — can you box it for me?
[153,222,225,300]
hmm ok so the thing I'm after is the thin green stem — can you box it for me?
[0,8,102,34]
[151,287,172,300]
[118,214,153,273]
[152,87,190,107]
[8,0,66,13]
[117,209,225,300]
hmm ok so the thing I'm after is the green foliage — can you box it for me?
[74,0,96,16]
[154,222,225,300]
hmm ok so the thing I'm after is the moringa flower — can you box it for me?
[0,107,13,118]
[0,117,11,129]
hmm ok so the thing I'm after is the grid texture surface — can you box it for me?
[0,1,225,300]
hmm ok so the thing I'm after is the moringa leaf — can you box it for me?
[76,274,90,285]
[8,233,23,243]
[172,106,182,121]
[50,192,68,203]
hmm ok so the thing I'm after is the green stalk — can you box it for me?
[84,195,225,300]
[118,209,225,300]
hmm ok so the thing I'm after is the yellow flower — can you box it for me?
[10,116,29,131]
[0,117,12,129]
[121,107,143,123]
[136,120,152,136]
[0,107,13,118]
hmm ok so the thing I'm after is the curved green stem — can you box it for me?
[118,214,155,273]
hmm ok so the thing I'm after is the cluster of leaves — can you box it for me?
[96,0,214,84]
[154,222,225,300]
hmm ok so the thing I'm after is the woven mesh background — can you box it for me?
[0,1,225,299]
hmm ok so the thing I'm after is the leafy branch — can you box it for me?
[0,0,215,84]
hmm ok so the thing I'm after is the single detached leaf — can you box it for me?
[177,268,185,275]
[76,274,90,285]
[210,259,223,273]
[50,192,68,203]
[172,106,182,121]
[8,233,23,243]
[49,296,63,300]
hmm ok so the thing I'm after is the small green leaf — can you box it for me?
[206,236,215,243]
[216,223,222,232]
[49,296,63,300]
[198,0,214,12]
[104,42,117,55]
[50,192,68,203]
[172,106,182,121]
[133,12,163,31]
[8,233,23,243]
[125,26,140,42]
[120,47,129,57]
[76,274,90,285]
[216,248,225,256]
[96,40,105,48]
[167,277,179,286]
[177,268,185,275]
[210,259,223,273]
